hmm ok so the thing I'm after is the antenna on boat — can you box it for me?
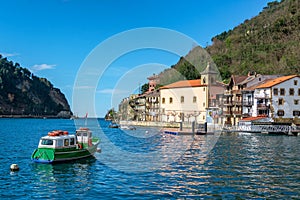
[85,112,88,126]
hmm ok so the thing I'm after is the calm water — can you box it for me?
[0,118,299,199]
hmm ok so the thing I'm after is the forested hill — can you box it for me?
[149,0,299,88]
[0,55,72,118]
[206,0,300,80]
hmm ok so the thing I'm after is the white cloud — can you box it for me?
[73,85,95,89]
[97,88,129,94]
[31,64,56,71]
[0,52,19,57]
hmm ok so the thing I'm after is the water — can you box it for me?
[0,119,299,199]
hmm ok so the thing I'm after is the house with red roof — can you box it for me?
[253,75,300,124]
[160,63,225,123]
[221,72,281,126]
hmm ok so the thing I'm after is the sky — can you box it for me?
[0,0,272,117]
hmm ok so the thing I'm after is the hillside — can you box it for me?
[206,0,300,80]
[0,55,72,118]
[156,46,219,86]
[153,0,299,86]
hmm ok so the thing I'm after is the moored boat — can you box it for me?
[108,122,119,128]
[31,127,100,163]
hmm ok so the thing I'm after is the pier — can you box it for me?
[162,122,222,135]
[223,124,300,136]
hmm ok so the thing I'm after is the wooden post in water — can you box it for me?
[192,121,195,134]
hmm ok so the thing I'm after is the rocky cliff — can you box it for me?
[0,55,72,118]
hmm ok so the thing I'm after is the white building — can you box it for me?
[159,63,224,123]
[254,75,300,123]
[160,79,208,122]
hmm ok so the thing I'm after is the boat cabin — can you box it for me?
[38,128,93,149]
[76,127,93,146]
[38,134,77,149]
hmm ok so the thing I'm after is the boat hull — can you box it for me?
[31,143,99,164]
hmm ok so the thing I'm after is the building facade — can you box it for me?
[222,73,281,125]
[254,75,300,124]
[160,80,208,122]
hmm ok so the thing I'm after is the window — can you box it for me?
[203,88,205,91]
[64,139,69,146]
[278,98,283,105]
[294,80,298,85]
[280,88,285,95]
[295,100,299,105]
[180,96,184,103]
[289,88,294,95]
[293,111,300,116]
[277,110,285,116]
[41,139,53,145]
[193,96,197,103]
[169,97,173,104]
[203,102,205,107]
[273,88,278,96]
[70,138,75,145]
[298,88,300,96]
[57,140,63,147]
[162,97,165,104]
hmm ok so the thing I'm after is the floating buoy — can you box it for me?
[96,148,101,153]
[145,131,149,134]
[10,164,19,172]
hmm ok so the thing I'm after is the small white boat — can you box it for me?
[120,125,136,130]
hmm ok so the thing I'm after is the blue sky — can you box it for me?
[0,0,272,117]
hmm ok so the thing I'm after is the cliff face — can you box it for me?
[0,55,72,118]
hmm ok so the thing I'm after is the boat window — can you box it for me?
[57,139,63,147]
[64,139,69,146]
[83,132,88,137]
[70,138,75,145]
[77,132,81,137]
[41,139,53,145]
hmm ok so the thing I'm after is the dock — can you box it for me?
[162,122,222,135]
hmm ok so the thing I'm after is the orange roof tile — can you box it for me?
[160,79,205,89]
[240,116,267,121]
[255,75,299,89]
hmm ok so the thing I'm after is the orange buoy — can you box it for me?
[48,131,60,136]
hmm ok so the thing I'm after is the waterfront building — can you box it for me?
[118,94,138,121]
[145,90,160,121]
[240,74,281,118]
[222,72,281,126]
[253,75,300,124]
[160,79,207,122]
[159,63,225,123]
[124,74,160,122]
[222,75,248,125]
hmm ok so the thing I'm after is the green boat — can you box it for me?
[31,127,100,164]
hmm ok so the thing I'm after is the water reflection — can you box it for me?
[30,157,97,198]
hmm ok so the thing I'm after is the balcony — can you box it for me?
[234,101,243,106]
[223,101,233,106]
[224,90,233,96]
[223,111,232,116]
[255,94,271,99]
[232,110,242,116]
[242,113,251,118]
[257,104,270,110]
[243,101,254,106]
[233,90,242,95]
